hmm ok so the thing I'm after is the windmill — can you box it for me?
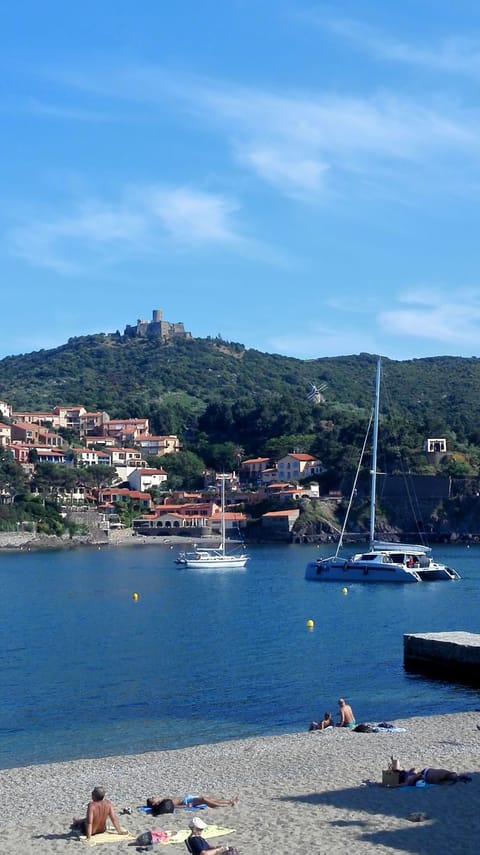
[307,381,327,404]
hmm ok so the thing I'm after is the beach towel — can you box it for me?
[160,826,235,845]
[373,726,407,733]
[138,803,208,813]
[79,830,135,845]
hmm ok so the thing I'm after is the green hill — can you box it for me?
[1,332,480,467]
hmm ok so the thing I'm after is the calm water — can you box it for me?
[0,541,479,770]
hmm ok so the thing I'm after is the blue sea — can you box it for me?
[0,541,479,770]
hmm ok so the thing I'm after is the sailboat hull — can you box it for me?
[175,474,250,570]
[183,552,249,569]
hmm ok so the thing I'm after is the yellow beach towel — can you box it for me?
[160,826,235,845]
[80,829,135,845]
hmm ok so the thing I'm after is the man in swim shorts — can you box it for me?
[147,794,238,815]
[336,698,356,728]
[401,767,472,786]
[71,787,128,839]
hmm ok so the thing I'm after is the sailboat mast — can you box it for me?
[220,475,226,555]
[369,357,381,549]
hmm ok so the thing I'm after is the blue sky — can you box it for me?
[2,1,480,361]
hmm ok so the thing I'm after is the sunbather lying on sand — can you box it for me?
[398,766,472,786]
[146,795,238,815]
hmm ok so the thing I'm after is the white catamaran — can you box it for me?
[305,357,461,583]
[177,476,249,570]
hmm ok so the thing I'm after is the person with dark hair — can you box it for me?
[399,766,472,786]
[389,757,472,786]
[309,711,333,731]
[146,794,238,816]
[71,787,128,840]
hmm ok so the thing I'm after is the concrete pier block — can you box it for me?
[404,631,480,684]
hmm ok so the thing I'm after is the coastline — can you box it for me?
[0,529,218,551]
[2,712,479,854]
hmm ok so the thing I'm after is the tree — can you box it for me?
[160,450,205,490]
[0,449,27,498]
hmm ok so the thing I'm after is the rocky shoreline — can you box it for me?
[0,528,220,551]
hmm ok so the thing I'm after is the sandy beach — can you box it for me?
[1,711,479,854]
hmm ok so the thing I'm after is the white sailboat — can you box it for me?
[177,476,249,569]
[305,357,461,583]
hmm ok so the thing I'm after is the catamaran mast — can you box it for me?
[369,357,381,549]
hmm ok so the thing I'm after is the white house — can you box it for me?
[128,468,168,492]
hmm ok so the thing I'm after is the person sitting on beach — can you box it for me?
[71,786,128,840]
[398,766,472,786]
[336,698,356,728]
[146,794,239,815]
[186,816,237,854]
[309,711,334,731]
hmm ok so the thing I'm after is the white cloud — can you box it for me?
[145,187,240,243]
[44,64,480,203]
[236,144,329,199]
[308,12,480,78]
[7,185,244,273]
[378,288,480,346]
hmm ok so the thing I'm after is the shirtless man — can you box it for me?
[146,794,238,816]
[336,698,356,728]
[401,767,472,786]
[72,787,128,839]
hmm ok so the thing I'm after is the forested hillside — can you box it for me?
[1,332,480,476]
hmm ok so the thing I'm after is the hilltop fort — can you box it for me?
[124,309,192,342]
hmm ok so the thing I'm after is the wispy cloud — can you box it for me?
[145,187,240,243]
[308,11,480,78]
[30,59,480,210]
[7,185,245,273]
[235,144,329,200]
[58,64,480,201]
[25,98,117,123]
[378,288,480,348]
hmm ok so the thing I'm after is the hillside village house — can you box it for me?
[0,400,12,420]
[103,447,145,467]
[128,468,168,492]
[72,448,111,467]
[11,421,64,447]
[136,435,182,456]
[35,447,67,464]
[84,436,118,448]
[79,411,110,436]
[12,410,61,428]
[277,452,324,482]
[102,418,150,441]
[98,487,152,510]
[52,405,87,430]
[0,423,11,447]
[240,457,271,484]
[261,508,300,535]
[133,499,248,535]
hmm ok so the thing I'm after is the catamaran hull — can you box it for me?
[305,556,459,583]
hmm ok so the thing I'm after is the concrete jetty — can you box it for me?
[404,631,480,683]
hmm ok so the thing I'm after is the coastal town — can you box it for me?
[0,395,325,544]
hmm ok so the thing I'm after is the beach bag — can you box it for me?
[382,769,401,787]
[136,831,153,846]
